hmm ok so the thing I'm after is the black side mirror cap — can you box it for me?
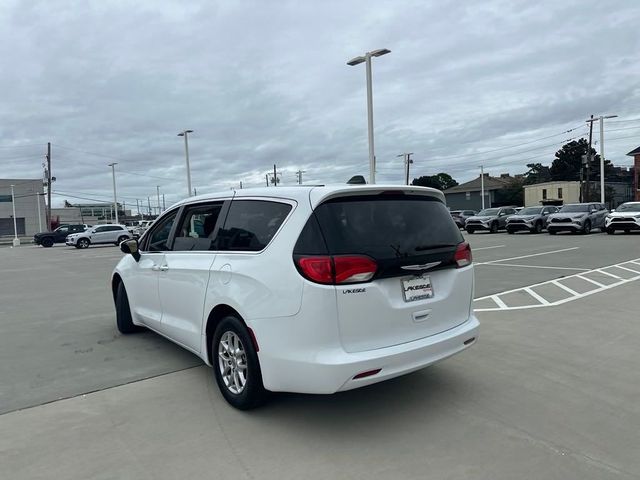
[120,239,141,262]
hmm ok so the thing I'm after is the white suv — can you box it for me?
[112,185,479,409]
[67,224,132,249]
[604,202,640,234]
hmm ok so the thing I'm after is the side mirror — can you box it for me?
[120,239,141,262]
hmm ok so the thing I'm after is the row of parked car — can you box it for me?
[32,220,153,248]
[450,201,640,235]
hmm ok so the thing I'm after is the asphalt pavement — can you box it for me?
[1,233,639,479]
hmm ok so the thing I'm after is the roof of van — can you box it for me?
[169,184,445,209]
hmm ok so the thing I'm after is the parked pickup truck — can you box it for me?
[33,224,88,247]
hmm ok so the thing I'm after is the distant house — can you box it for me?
[524,181,579,206]
[443,173,510,210]
[626,146,640,201]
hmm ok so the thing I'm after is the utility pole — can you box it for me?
[46,142,52,231]
[398,153,414,185]
[147,197,152,216]
[479,165,485,209]
[296,170,306,185]
[36,192,43,232]
[586,114,618,204]
[265,174,269,187]
[136,199,142,220]
[10,185,20,246]
[239,181,243,189]
[156,185,161,213]
[162,194,165,211]
[585,115,594,202]
[273,164,278,186]
[108,163,119,224]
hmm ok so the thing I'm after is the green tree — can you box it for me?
[411,173,458,190]
[523,163,551,185]
[549,138,613,181]
[494,177,524,206]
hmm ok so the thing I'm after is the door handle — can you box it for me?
[151,265,169,272]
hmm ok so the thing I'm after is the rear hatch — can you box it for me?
[295,190,473,353]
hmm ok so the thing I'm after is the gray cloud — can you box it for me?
[1,0,639,208]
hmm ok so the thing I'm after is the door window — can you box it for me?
[145,210,178,252]
[173,202,225,251]
[217,200,292,252]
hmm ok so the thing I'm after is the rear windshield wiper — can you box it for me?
[414,244,456,251]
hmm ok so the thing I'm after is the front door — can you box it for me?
[129,210,179,330]
[158,201,225,353]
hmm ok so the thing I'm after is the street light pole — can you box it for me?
[108,162,119,224]
[598,115,617,203]
[348,48,391,184]
[177,130,194,197]
[10,185,20,246]
[36,192,43,232]
[156,185,161,213]
[479,165,485,210]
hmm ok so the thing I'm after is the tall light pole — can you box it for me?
[108,162,119,224]
[347,48,391,184]
[156,185,161,213]
[177,130,194,197]
[10,185,20,246]
[588,115,617,204]
[479,165,485,209]
[36,192,43,232]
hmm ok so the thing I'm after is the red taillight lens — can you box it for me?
[295,255,377,284]
[454,241,472,268]
[296,256,334,284]
[334,255,377,283]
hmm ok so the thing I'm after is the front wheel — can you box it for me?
[533,221,543,234]
[582,220,591,235]
[116,235,129,245]
[77,238,90,249]
[606,228,615,235]
[212,316,267,410]
[507,229,514,234]
[490,222,498,233]
[549,230,557,235]
[41,237,54,248]
[115,282,143,334]
[466,228,475,234]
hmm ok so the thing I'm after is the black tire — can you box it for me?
[41,237,54,248]
[490,222,498,233]
[212,315,267,410]
[624,229,630,234]
[507,229,514,234]
[115,282,143,334]
[606,228,615,235]
[77,238,90,249]
[116,235,129,245]
[549,230,557,235]
[582,220,591,235]
[534,221,543,234]
[466,228,475,234]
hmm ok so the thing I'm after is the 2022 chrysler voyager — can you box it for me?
[112,185,479,409]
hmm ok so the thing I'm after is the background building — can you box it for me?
[626,146,640,201]
[0,179,46,236]
[524,181,580,206]
[444,173,510,210]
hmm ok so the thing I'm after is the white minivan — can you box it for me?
[112,185,479,409]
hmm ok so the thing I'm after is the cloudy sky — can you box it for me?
[1,0,639,210]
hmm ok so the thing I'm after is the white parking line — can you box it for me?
[596,269,622,279]
[475,247,580,265]
[477,263,589,271]
[473,245,506,251]
[474,258,640,311]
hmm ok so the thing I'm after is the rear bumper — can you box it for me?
[254,315,479,394]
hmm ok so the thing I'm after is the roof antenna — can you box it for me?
[347,175,367,185]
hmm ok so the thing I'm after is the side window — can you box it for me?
[173,202,225,251]
[57,226,69,233]
[145,210,178,252]
[217,200,292,252]
[94,226,106,233]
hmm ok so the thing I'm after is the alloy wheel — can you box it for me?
[218,331,248,394]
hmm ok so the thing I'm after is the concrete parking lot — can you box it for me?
[1,233,639,479]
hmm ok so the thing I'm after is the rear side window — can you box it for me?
[173,202,224,251]
[217,200,292,252]
[310,194,462,260]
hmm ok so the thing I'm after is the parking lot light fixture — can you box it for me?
[177,130,194,197]
[347,48,391,184]
[10,184,20,246]
[108,163,118,224]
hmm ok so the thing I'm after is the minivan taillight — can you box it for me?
[295,255,377,285]
[454,242,472,268]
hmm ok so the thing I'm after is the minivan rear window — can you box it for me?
[309,194,463,260]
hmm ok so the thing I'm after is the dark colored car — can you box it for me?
[465,206,518,233]
[33,224,87,247]
[505,206,559,234]
[546,203,608,235]
[450,210,477,229]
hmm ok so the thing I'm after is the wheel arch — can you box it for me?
[111,273,123,303]
[204,304,255,366]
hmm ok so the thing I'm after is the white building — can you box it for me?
[0,179,46,236]
[523,181,580,206]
